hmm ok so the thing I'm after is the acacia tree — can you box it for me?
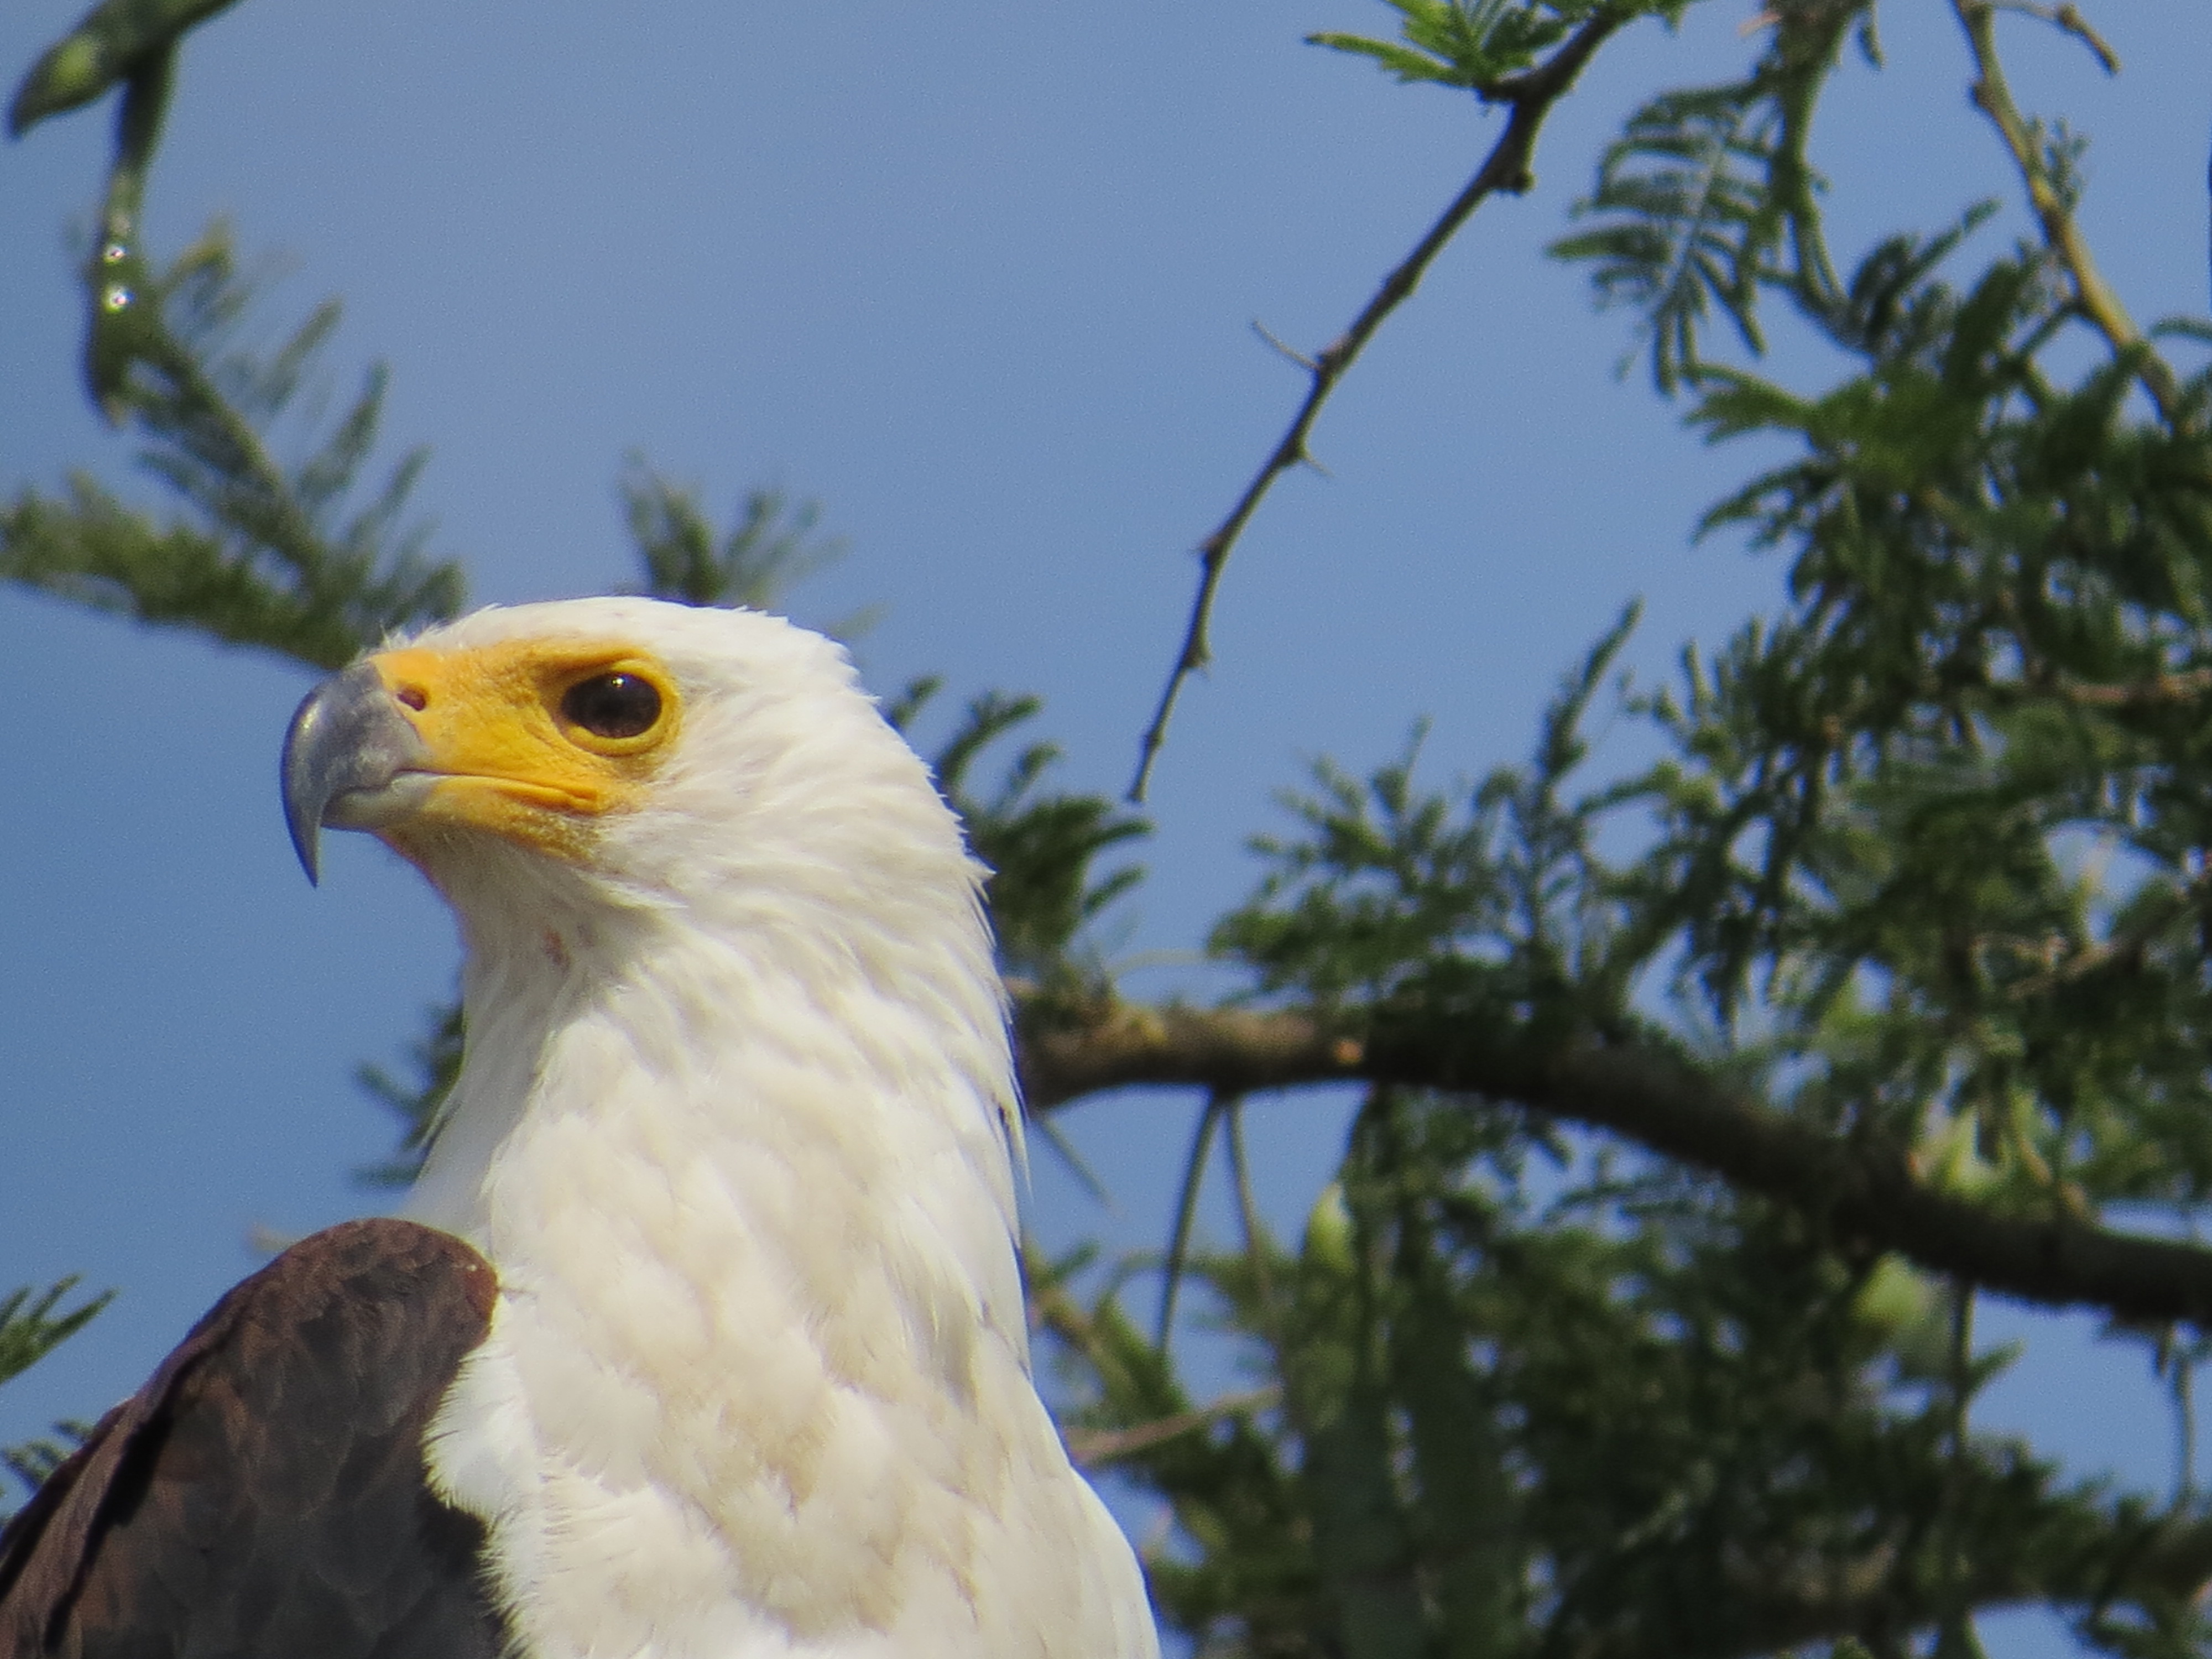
[8,2,2212,1657]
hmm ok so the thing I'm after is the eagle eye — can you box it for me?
[562,672,663,740]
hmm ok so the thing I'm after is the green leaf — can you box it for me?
[8,0,242,136]
[1305,33,1468,87]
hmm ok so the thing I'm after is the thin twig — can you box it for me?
[1128,11,1628,801]
[2006,864,2212,1000]
[1064,1385,1281,1468]
[1223,1098,1287,1358]
[1988,0,2119,74]
[1032,1112,1117,1211]
[1250,320,1317,373]
[1156,1093,1224,1352]
[1951,0,2175,422]
[2168,1329,2200,1507]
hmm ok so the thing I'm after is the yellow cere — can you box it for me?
[368,639,681,863]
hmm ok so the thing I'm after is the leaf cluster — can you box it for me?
[894,684,1150,986]
[1307,0,1704,94]
[1551,0,1876,389]
[1213,609,1637,1011]
[618,458,854,617]
[0,1280,109,1519]
[1308,1,1599,92]
[1050,11,2212,1653]
[1041,1089,2212,1659]
[1638,251,2212,1211]
[2,228,462,670]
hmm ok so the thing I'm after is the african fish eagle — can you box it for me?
[0,597,1161,1659]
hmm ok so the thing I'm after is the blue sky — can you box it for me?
[2,2,2207,1651]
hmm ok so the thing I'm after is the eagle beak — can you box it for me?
[281,661,433,885]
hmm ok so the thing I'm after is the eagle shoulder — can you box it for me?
[0,1217,507,1659]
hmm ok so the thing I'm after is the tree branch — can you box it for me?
[1128,9,1627,802]
[1548,1507,2212,1659]
[2052,667,2212,708]
[1950,0,2177,422]
[1018,995,2212,1327]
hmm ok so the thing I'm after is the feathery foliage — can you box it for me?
[904,684,1150,985]
[1551,0,1871,390]
[1033,7,2212,1658]
[0,228,462,670]
[0,1280,109,1518]
[1307,0,1597,91]
[619,458,849,614]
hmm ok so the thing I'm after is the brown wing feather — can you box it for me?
[0,1218,510,1659]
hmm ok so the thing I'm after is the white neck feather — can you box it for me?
[403,839,1027,1371]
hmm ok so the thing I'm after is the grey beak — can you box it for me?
[280,661,430,884]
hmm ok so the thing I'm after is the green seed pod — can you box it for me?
[1302,1181,1356,1276]
[9,0,240,137]
[1851,1253,1938,1337]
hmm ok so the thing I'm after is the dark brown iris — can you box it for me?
[562,672,662,739]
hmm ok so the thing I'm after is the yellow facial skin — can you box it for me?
[365,639,681,864]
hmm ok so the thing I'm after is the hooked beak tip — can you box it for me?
[280,660,423,888]
[290,818,323,886]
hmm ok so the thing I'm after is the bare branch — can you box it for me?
[1128,10,1628,801]
[1018,994,2212,1327]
